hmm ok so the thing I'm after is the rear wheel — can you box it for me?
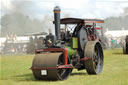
[126,42,128,54]
[84,41,104,74]
[123,41,127,54]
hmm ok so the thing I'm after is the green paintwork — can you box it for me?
[65,46,76,56]
[64,37,78,56]
[72,37,78,48]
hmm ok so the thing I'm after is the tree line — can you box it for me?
[1,8,128,37]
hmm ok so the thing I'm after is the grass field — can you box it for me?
[0,49,128,85]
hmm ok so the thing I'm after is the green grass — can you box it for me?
[0,49,128,85]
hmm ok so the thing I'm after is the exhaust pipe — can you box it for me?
[53,6,61,40]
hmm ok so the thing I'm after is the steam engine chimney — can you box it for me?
[53,6,61,40]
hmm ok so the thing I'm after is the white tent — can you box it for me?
[0,36,29,46]
[105,30,128,38]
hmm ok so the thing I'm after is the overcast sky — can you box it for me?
[1,0,128,19]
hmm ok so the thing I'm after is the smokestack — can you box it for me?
[53,6,61,40]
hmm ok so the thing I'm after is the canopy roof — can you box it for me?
[58,18,104,24]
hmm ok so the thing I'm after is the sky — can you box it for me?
[1,0,128,19]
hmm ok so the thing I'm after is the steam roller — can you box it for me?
[123,35,128,54]
[31,6,104,80]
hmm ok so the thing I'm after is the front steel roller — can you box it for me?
[31,53,72,80]
[84,41,104,74]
